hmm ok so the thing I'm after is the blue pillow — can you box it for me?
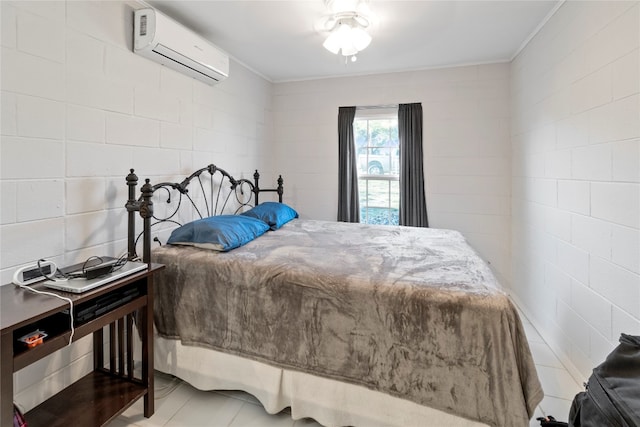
[240,202,298,230]
[167,215,270,251]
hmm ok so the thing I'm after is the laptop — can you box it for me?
[43,260,148,294]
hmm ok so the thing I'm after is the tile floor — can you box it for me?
[114,310,584,427]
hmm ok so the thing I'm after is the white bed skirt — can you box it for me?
[155,335,489,427]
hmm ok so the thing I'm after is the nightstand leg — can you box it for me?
[143,279,154,417]
[1,332,14,427]
[93,328,104,370]
[127,314,134,380]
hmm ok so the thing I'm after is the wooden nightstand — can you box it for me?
[0,263,164,427]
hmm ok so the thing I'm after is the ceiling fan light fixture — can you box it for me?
[353,14,369,28]
[322,0,373,59]
[341,41,358,57]
[350,26,371,51]
[322,25,344,54]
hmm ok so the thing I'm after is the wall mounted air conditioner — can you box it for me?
[133,8,229,85]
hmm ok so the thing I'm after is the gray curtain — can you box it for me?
[399,103,428,227]
[337,106,360,222]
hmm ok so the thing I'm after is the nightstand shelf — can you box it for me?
[1,264,164,427]
[24,370,147,427]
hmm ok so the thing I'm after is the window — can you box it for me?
[354,112,399,225]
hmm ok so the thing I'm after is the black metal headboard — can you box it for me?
[125,164,283,263]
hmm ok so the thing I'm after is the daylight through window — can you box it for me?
[354,111,399,225]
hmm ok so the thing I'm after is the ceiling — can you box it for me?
[146,1,559,83]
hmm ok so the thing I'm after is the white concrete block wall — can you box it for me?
[3,0,636,414]
[272,63,512,284]
[510,1,640,380]
[1,0,273,411]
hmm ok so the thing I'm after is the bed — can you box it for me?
[125,164,543,427]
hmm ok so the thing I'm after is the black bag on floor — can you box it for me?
[537,415,568,426]
[569,333,640,427]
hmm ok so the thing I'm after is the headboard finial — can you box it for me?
[126,169,138,185]
[125,169,140,260]
[277,175,284,202]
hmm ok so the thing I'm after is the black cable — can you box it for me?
[39,254,131,282]
[111,253,129,272]
[81,255,106,275]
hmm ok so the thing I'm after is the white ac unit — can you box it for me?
[133,8,229,85]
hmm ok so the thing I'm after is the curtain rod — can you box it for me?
[356,104,398,110]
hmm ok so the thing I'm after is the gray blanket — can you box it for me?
[152,219,543,427]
